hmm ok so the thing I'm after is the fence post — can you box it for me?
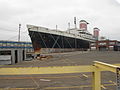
[92,68,101,90]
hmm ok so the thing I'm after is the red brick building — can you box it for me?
[90,40,120,51]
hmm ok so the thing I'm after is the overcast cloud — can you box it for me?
[0,0,120,41]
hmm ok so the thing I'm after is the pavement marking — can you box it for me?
[30,76,40,88]
[104,83,116,86]
[45,85,91,89]
[40,79,51,82]
[82,74,88,78]
[113,82,117,85]
[44,84,116,89]
[109,80,113,83]
[109,80,117,85]
[101,85,107,89]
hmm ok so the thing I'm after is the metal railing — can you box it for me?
[0,61,120,90]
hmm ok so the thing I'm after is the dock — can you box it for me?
[0,51,120,90]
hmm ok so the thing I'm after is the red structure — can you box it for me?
[90,40,120,51]
[93,27,100,40]
[79,20,89,30]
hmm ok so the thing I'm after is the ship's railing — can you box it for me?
[29,25,95,42]
[0,61,120,90]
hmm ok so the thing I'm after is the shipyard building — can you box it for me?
[90,40,120,51]
[0,41,33,65]
[91,28,120,51]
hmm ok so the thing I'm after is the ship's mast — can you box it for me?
[68,22,70,29]
[56,25,58,31]
[68,22,70,33]
[74,17,77,29]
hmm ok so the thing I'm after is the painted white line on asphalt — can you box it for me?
[40,79,51,82]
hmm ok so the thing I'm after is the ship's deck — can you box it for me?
[27,25,95,42]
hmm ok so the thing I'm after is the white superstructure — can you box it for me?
[27,25,95,42]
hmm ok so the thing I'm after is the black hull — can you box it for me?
[29,31,90,52]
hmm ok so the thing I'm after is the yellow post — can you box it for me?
[92,67,101,90]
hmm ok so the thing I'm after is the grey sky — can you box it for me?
[0,0,120,41]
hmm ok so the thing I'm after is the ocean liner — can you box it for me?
[27,20,95,53]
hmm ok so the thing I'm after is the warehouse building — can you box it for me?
[0,40,33,65]
[90,40,120,51]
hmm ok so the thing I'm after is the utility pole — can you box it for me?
[18,24,21,42]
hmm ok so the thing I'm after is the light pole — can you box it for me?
[18,24,21,42]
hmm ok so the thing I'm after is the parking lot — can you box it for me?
[0,51,120,90]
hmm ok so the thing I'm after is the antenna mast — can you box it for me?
[56,25,58,30]
[74,17,77,29]
[68,22,70,30]
[68,22,70,33]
